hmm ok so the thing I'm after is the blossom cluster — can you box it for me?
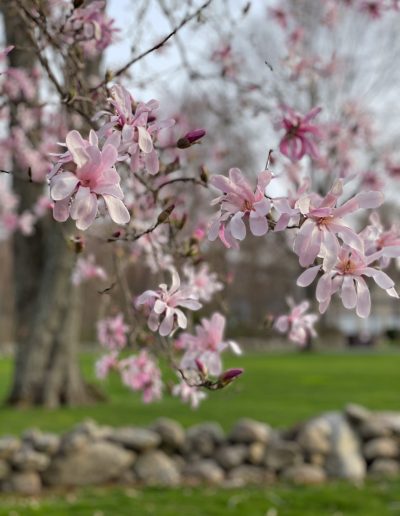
[207,163,398,319]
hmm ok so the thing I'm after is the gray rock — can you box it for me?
[345,403,371,424]
[72,420,113,440]
[60,432,90,454]
[183,459,225,486]
[358,412,400,439]
[364,438,398,460]
[0,437,21,460]
[247,442,266,465]
[369,459,400,478]
[23,429,60,455]
[376,412,400,435]
[0,459,10,481]
[171,454,186,472]
[108,427,160,451]
[186,423,224,457]
[215,445,247,470]
[359,418,392,439]
[298,417,331,455]
[11,447,50,472]
[229,419,271,444]
[281,464,326,485]
[308,453,325,467]
[264,440,302,471]
[43,441,135,486]
[134,450,180,486]
[227,465,274,486]
[150,418,186,450]
[6,472,41,495]
[324,412,366,480]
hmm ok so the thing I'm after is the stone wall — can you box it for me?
[1,404,400,495]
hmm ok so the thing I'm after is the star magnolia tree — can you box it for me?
[0,0,399,408]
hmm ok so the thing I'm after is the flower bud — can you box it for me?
[199,165,209,184]
[177,129,206,149]
[157,205,175,224]
[69,235,85,254]
[195,358,208,378]
[218,368,244,386]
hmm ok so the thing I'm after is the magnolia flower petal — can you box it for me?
[249,213,269,236]
[70,186,95,221]
[65,130,89,167]
[50,172,79,201]
[355,277,371,318]
[316,272,333,302]
[145,149,159,175]
[254,197,271,216]
[229,212,246,240]
[101,144,118,169]
[53,198,70,222]
[355,191,384,209]
[228,340,242,355]
[175,309,187,330]
[136,290,158,306]
[178,299,202,310]
[274,316,289,332]
[159,309,175,336]
[208,219,221,241]
[137,126,153,153]
[370,269,395,290]
[341,276,357,309]
[297,265,321,287]
[102,195,130,225]
[153,299,167,314]
[148,311,160,331]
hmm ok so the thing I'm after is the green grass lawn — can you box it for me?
[1,351,400,515]
[1,481,400,516]
[0,351,400,435]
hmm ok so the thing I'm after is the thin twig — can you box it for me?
[92,0,214,89]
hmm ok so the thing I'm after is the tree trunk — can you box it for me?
[2,2,103,407]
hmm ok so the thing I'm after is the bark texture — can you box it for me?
[2,2,102,407]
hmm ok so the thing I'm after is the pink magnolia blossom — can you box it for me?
[72,254,108,285]
[97,313,129,351]
[98,84,174,175]
[293,179,384,269]
[120,350,162,403]
[49,129,130,230]
[208,168,273,248]
[297,245,400,318]
[183,263,223,302]
[179,313,241,377]
[136,269,202,336]
[274,299,318,346]
[18,211,36,235]
[2,68,37,100]
[95,351,119,380]
[172,380,207,409]
[278,106,323,162]
[33,195,53,218]
[63,0,118,57]
[0,180,36,239]
[273,179,310,232]
[360,213,400,268]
